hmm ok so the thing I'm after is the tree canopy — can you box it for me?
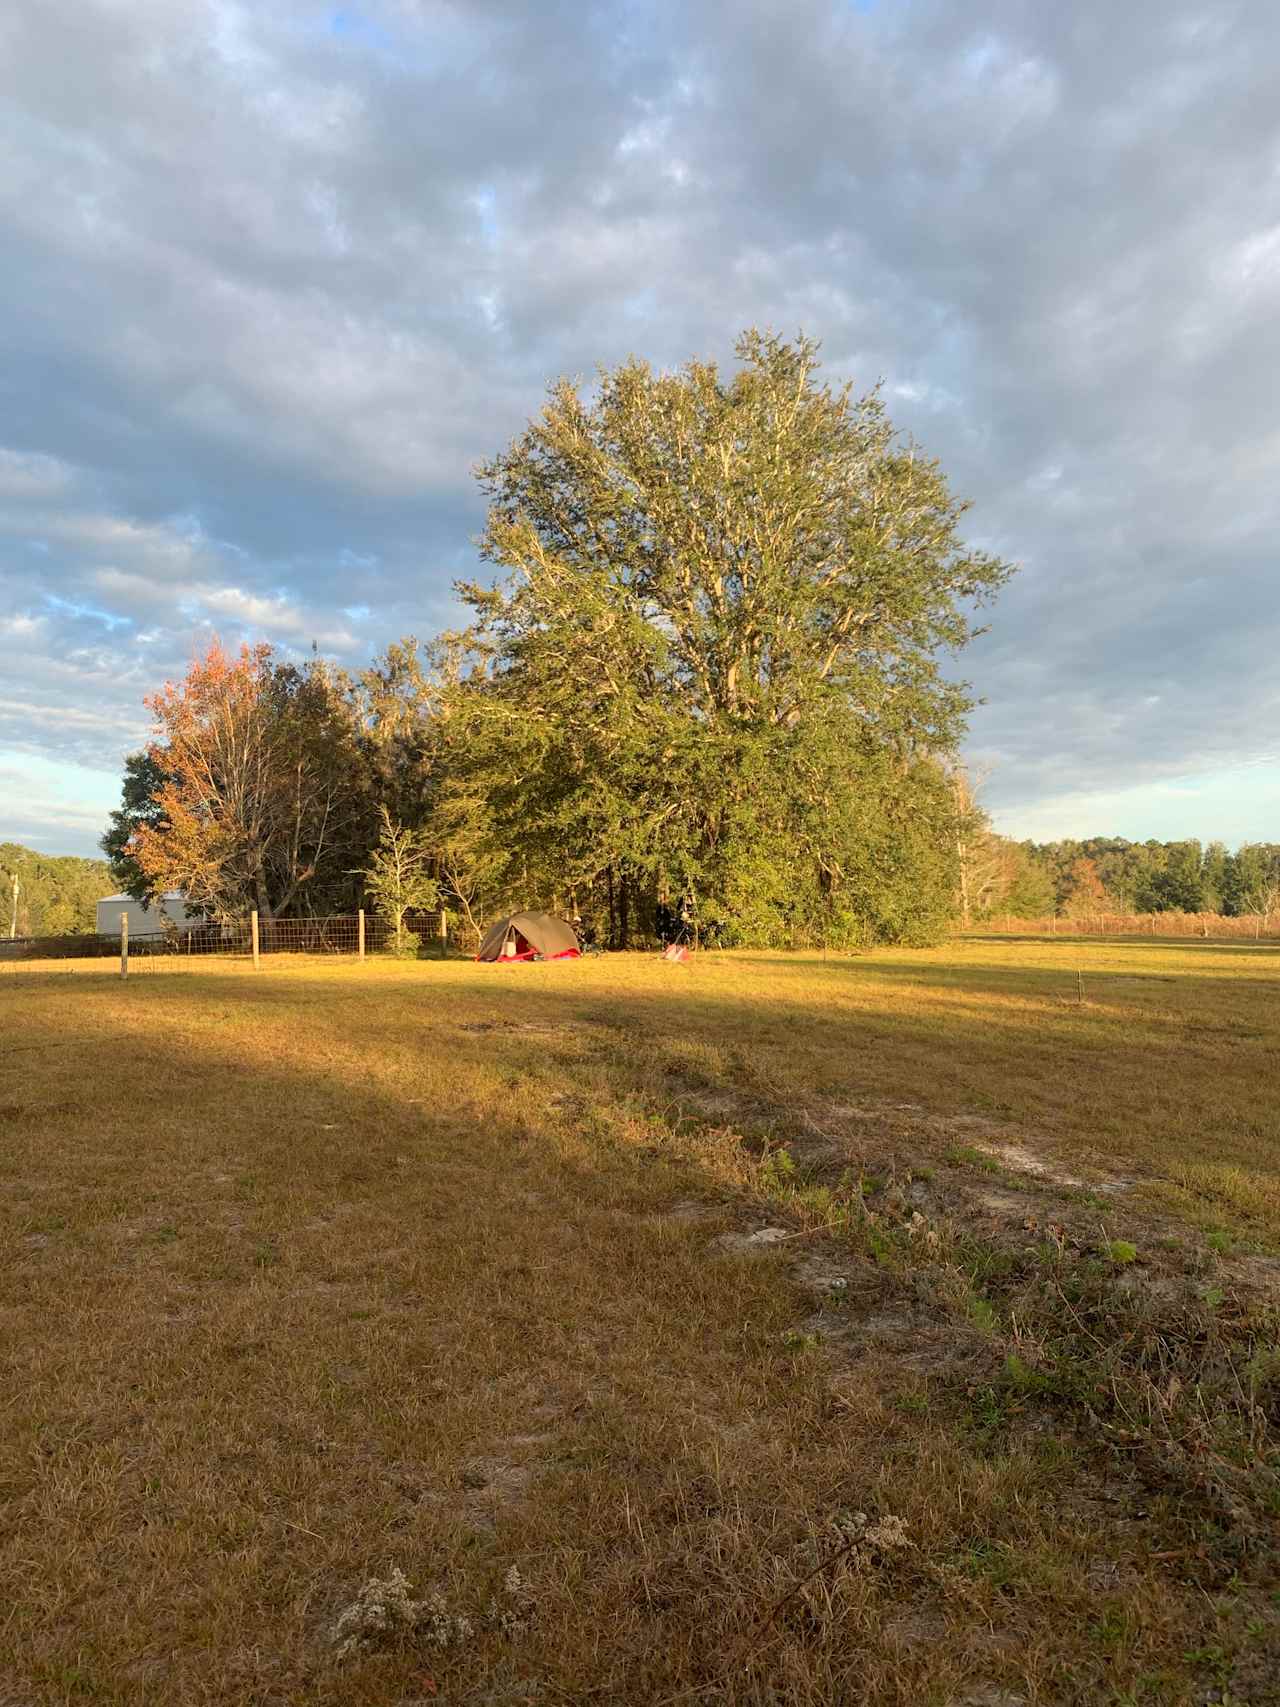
[103,330,1022,946]
[958,835,1280,923]
[445,330,1013,945]
[125,642,373,921]
[1,844,110,937]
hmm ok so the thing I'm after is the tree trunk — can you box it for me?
[619,872,630,951]
[253,871,274,949]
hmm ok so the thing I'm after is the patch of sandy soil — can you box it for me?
[1221,1251,1280,1292]
[678,1087,1280,1433]
[713,1226,792,1255]
[978,1140,1085,1187]
[459,1454,540,1503]
[677,1078,1142,1204]
[386,1431,558,1533]
[968,1182,1037,1218]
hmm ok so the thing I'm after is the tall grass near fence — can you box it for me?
[0,911,458,976]
[980,909,1278,940]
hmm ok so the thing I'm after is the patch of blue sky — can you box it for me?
[0,750,123,856]
[327,7,395,52]
[323,5,437,72]
[44,593,132,631]
[994,758,1280,847]
[471,186,500,246]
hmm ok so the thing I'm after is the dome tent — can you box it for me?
[475,911,580,963]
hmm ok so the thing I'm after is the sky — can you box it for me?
[2,0,1278,859]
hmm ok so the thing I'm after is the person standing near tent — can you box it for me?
[677,897,695,946]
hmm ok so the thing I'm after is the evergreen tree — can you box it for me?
[1137,840,1205,912]
[362,807,439,954]
[1200,841,1230,914]
[1221,845,1280,917]
[101,751,170,900]
[1003,846,1056,917]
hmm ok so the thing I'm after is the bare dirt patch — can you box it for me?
[713,1226,791,1255]
[977,1139,1087,1187]
[664,1197,721,1221]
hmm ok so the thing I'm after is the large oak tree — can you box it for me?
[447,330,1014,945]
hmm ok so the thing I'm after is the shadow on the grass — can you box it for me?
[19,945,1273,1203]
[5,955,1280,1705]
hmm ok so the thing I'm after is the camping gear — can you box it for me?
[662,943,690,963]
[475,911,581,963]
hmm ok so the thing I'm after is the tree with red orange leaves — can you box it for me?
[129,640,368,921]
[1063,855,1111,918]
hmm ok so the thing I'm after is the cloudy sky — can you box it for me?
[2,0,1278,858]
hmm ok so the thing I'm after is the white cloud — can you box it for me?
[0,449,76,499]
[1,0,1278,852]
[0,696,146,732]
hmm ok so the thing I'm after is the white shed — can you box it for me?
[95,892,195,937]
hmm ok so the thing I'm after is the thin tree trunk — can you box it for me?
[254,873,273,923]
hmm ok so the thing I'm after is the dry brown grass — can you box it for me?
[1,940,1278,1704]
[985,915,1279,942]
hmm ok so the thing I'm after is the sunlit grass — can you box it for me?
[2,938,1278,1702]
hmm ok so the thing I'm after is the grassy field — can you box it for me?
[2,938,1278,1705]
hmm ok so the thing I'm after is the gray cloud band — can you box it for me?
[1,0,1275,846]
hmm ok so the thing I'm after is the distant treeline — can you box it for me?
[0,843,111,937]
[958,832,1280,924]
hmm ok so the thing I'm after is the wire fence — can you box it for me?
[7,901,1278,981]
[0,909,458,980]
[976,911,1280,942]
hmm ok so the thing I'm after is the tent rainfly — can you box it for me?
[475,912,581,963]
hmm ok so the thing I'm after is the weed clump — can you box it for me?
[775,1510,912,1625]
[486,1565,538,1637]
[329,1567,473,1661]
[329,1563,539,1662]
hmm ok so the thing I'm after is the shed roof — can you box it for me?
[96,891,186,904]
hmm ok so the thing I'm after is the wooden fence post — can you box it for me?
[358,909,365,961]
[120,912,129,980]
[438,908,448,954]
[251,910,260,970]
